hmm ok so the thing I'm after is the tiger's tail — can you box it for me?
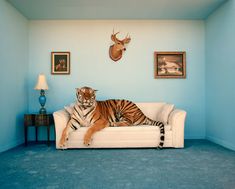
[144,118,165,149]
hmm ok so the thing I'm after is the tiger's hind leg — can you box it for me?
[111,111,134,127]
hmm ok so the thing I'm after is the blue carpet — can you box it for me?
[0,140,235,189]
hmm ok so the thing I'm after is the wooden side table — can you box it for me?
[24,113,54,146]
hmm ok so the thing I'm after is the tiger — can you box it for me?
[59,86,165,148]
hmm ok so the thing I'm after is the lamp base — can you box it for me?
[39,107,47,114]
[39,90,47,114]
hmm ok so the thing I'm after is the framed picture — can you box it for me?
[154,51,186,78]
[51,52,70,75]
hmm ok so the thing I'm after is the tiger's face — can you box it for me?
[76,87,97,108]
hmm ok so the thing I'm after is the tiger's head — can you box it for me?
[76,86,97,108]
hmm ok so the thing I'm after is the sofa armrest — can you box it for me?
[53,109,70,148]
[168,109,187,148]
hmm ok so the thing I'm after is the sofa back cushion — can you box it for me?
[64,101,174,124]
[136,102,174,124]
[136,102,166,120]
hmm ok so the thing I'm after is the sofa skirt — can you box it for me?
[56,125,173,149]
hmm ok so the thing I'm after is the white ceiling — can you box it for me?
[8,0,227,20]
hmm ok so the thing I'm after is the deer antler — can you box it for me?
[123,33,131,44]
[111,29,121,43]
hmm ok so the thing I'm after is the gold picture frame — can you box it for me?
[154,51,186,79]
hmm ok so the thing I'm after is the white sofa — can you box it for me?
[53,102,187,149]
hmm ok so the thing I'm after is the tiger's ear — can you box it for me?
[76,88,81,99]
[76,88,80,92]
[76,88,81,96]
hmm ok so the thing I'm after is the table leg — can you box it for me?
[24,125,28,146]
[36,126,38,142]
[47,126,50,146]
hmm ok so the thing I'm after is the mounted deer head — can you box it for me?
[109,30,131,62]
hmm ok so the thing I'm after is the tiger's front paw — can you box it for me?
[59,139,66,149]
[59,135,68,148]
[110,122,117,127]
[84,135,92,146]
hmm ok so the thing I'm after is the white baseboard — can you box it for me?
[206,135,235,151]
[0,138,24,153]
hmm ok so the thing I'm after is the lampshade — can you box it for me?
[34,74,49,90]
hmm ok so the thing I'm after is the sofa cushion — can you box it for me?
[136,102,166,120]
[63,125,172,149]
[64,102,75,115]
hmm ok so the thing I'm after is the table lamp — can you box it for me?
[34,74,49,114]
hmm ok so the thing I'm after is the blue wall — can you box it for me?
[0,0,28,152]
[28,20,205,140]
[205,0,235,150]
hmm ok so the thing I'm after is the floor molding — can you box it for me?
[0,138,24,153]
[206,135,235,151]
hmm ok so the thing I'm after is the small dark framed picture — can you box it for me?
[51,52,70,75]
[154,51,186,79]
